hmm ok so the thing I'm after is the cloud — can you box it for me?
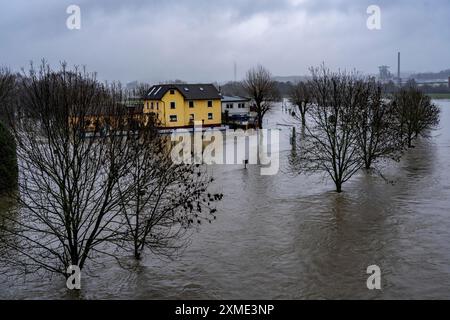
[0,0,449,83]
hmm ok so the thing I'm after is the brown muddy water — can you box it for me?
[1,100,450,299]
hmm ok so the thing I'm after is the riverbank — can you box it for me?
[426,93,450,99]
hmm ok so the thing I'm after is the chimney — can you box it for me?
[397,52,401,85]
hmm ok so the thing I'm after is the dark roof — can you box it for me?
[146,84,221,100]
[221,95,251,103]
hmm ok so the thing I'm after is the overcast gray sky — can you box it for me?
[0,0,449,83]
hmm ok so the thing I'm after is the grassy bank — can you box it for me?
[427,93,450,100]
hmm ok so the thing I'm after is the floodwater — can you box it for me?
[1,100,450,299]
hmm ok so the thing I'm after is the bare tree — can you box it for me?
[0,62,223,283]
[353,78,404,170]
[289,81,311,127]
[242,65,279,129]
[0,63,138,278]
[115,128,221,260]
[391,86,440,148]
[293,66,365,193]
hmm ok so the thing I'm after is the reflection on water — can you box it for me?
[1,101,450,299]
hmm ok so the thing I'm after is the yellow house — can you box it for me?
[143,84,222,128]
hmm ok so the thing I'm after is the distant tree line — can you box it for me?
[381,79,450,95]
[221,79,292,98]
[411,69,450,81]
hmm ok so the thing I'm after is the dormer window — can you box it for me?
[170,89,175,95]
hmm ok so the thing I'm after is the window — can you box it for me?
[156,102,159,110]
[170,102,176,109]
[208,100,213,108]
[150,102,154,110]
[238,103,245,108]
[170,89,175,95]
[189,114,194,121]
[226,103,233,109]
[189,101,194,108]
[170,115,177,122]
[208,113,213,120]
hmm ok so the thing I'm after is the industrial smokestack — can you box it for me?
[397,52,401,84]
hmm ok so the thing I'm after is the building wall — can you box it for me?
[144,99,165,126]
[144,89,222,128]
[221,101,250,115]
[183,99,222,127]
[161,89,186,127]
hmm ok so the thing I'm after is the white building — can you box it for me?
[221,95,253,127]
[221,95,251,115]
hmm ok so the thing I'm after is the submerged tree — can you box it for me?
[391,86,440,148]
[115,128,221,260]
[242,65,279,129]
[293,66,365,193]
[0,62,222,282]
[0,63,134,277]
[289,81,312,127]
[353,78,404,170]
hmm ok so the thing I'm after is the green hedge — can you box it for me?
[0,121,18,194]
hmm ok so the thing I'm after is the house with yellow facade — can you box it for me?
[144,84,222,128]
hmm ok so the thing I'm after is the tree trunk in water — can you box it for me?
[407,136,413,148]
[335,181,342,193]
[258,114,263,129]
[364,158,372,170]
[134,247,141,260]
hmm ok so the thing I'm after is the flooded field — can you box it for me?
[1,100,450,299]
